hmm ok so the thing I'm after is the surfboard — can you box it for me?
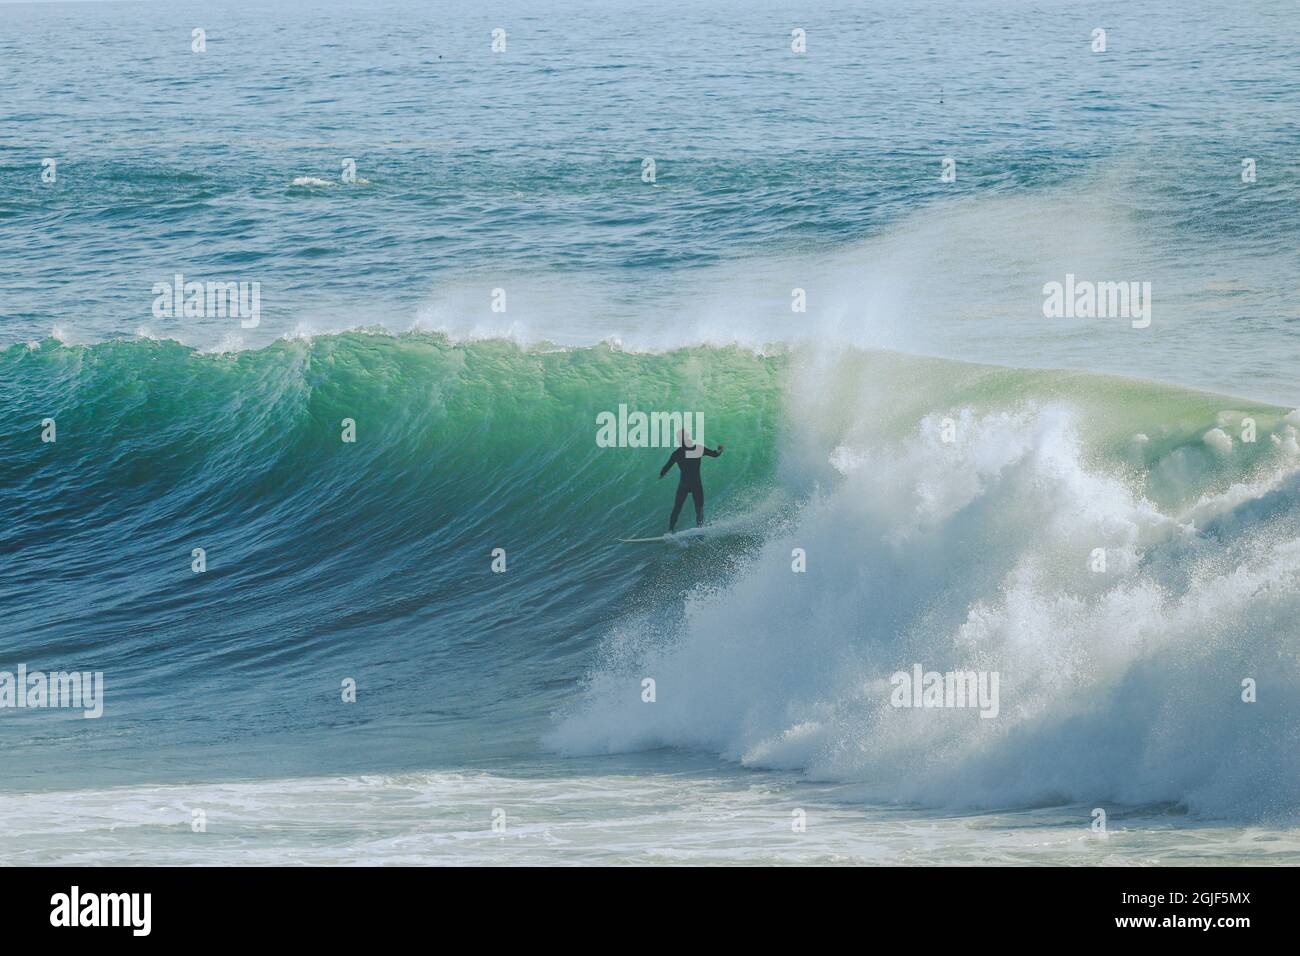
[618,528,707,544]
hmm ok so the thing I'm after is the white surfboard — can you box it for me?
[618,528,707,544]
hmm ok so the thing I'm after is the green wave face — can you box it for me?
[0,332,788,537]
[2,332,1290,566]
[0,333,794,788]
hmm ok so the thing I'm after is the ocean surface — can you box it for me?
[1,0,1298,865]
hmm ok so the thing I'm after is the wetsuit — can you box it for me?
[659,443,722,531]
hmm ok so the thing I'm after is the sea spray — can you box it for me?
[551,389,1300,821]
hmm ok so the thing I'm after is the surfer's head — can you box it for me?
[677,427,692,448]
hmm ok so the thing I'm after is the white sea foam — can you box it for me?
[3,763,1295,866]
[550,401,1300,820]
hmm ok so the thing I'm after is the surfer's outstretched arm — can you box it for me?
[703,443,723,457]
[659,447,682,478]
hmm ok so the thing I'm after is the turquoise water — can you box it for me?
[2,0,1299,864]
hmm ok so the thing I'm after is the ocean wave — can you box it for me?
[3,333,1297,816]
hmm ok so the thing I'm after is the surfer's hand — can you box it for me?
[718,443,725,452]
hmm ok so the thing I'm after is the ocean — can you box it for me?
[1,0,1298,865]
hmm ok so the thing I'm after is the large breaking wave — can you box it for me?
[550,350,1300,821]
[2,333,1297,817]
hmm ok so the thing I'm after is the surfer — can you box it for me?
[658,430,724,532]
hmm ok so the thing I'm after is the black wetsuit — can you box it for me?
[659,443,722,531]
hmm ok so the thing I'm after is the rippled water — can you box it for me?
[4,0,1298,397]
